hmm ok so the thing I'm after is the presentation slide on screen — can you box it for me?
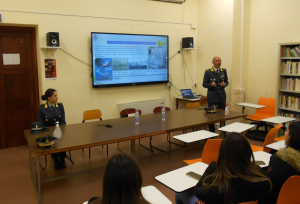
[92,33,168,86]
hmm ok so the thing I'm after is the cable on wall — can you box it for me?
[59,48,92,67]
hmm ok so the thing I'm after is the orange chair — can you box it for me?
[245,97,276,140]
[276,176,300,204]
[82,109,105,156]
[184,139,222,165]
[251,123,282,153]
[274,135,285,142]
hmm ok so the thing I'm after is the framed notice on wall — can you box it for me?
[45,59,56,80]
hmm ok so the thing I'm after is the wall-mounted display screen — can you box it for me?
[91,32,169,88]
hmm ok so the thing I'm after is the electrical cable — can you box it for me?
[59,48,92,67]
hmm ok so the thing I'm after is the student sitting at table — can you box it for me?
[88,153,150,204]
[175,133,271,204]
[258,121,300,204]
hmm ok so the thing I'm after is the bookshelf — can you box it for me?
[277,43,300,131]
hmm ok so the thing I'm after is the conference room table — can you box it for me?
[25,108,246,204]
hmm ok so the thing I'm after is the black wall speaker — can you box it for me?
[182,37,194,48]
[46,32,59,47]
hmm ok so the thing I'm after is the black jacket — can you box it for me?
[258,147,300,204]
[194,162,270,204]
[202,67,229,104]
[38,102,66,128]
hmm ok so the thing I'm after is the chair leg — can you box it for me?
[89,147,91,159]
[117,142,122,152]
[167,133,186,149]
[106,144,108,155]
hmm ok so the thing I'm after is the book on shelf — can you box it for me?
[295,47,300,56]
[280,113,300,134]
[282,46,300,57]
[280,95,300,109]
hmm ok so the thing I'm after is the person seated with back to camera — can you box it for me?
[88,153,150,204]
[258,121,300,204]
[38,88,67,170]
[175,133,272,204]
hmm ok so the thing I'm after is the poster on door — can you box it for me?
[45,59,57,80]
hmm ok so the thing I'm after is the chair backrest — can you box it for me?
[239,201,257,204]
[153,106,171,113]
[186,102,200,109]
[263,123,283,152]
[276,176,300,204]
[120,108,142,117]
[255,97,276,118]
[199,96,208,107]
[82,109,102,123]
[202,139,222,164]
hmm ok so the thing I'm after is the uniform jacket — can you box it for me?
[194,161,270,204]
[202,67,229,104]
[258,147,300,204]
[38,102,66,128]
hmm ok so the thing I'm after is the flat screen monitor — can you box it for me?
[91,32,169,88]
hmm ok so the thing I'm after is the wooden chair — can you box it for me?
[82,109,105,156]
[119,108,142,151]
[245,97,276,140]
[276,176,300,204]
[251,123,282,153]
[184,139,222,165]
[153,106,171,113]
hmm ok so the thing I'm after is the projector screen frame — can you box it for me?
[91,32,169,88]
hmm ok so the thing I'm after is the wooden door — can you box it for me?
[0,26,39,148]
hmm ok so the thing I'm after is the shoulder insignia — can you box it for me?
[56,103,59,107]
[211,67,214,72]
[57,102,62,107]
[220,68,223,72]
[44,103,48,108]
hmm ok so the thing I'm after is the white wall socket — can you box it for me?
[234,88,244,94]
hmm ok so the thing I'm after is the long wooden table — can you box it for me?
[25,108,246,204]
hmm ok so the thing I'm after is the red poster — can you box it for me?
[45,59,57,80]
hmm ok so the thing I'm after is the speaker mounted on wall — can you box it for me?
[182,37,194,48]
[46,32,60,47]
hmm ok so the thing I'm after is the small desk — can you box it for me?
[266,140,286,151]
[141,185,172,204]
[261,116,297,124]
[218,122,255,133]
[253,151,271,168]
[83,185,172,204]
[235,102,266,113]
[175,96,201,109]
[173,130,219,143]
[155,162,208,192]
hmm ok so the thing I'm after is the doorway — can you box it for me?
[0,26,39,148]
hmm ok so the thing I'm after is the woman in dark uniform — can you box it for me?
[38,88,67,170]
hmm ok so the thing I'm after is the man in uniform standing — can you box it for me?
[202,56,229,132]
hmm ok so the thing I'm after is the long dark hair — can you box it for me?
[287,121,300,151]
[41,88,56,101]
[101,153,149,204]
[202,133,272,204]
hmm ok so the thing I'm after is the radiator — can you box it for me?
[117,99,165,116]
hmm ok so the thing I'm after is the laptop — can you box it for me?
[180,89,201,99]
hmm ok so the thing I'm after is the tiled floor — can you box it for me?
[0,129,263,204]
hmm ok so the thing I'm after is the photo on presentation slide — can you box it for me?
[148,47,168,69]
[112,58,128,70]
[95,58,113,81]
[128,58,148,70]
